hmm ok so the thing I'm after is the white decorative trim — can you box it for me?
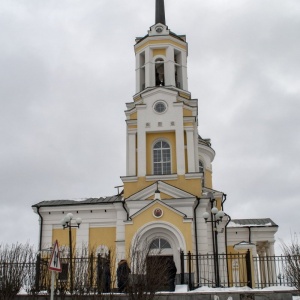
[89,222,116,228]
[153,207,163,218]
[185,173,203,179]
[183,218,193,223]
[153,100,168,114]
[131,220,187,254]
[146,174,178,181]
[121,176,138,183]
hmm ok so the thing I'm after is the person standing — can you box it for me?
[117,259,131,293]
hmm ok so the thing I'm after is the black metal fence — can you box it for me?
[180,251,295,290]
[0,253,296,294]
[34,252,111,294]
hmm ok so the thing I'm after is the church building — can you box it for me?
[32,0,278,286]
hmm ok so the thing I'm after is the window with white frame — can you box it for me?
[149,238,171,250]
[153,140,171,175]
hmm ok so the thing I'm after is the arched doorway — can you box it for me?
[131,221,186,289]
[147,237,174,290]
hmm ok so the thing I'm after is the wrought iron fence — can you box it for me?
[0,252,296,294]
[0,252,111,295]
[180,251,295,290]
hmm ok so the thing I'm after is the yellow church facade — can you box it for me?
[32,0,278,288]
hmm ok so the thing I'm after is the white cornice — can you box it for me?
[198,143,215,162]
[120,176,138,183]
[146,174,178,181]
[185,173,203,180]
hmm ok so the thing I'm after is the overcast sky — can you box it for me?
[0,0,299,253]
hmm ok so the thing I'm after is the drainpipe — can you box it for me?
[193,197,201,287]
[221,193,227,210]
[122,200,129,221]
[36,206,43,251]
[248,227,252,243]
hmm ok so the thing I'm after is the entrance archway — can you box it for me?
[131,221,186,273]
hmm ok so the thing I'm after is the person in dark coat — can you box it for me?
[117,259,131,293]
[166,258,177,292]
[103,260,111,293]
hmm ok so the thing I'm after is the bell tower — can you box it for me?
[121,0,215,200]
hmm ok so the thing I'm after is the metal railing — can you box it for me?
[0,253,296,294]
[180,252,295,290]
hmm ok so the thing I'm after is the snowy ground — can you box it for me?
[19,285,298,296]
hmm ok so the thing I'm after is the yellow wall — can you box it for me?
[89,227,116,252]
[184,122,194,127]
[128,125,137,129]
[226,246,255,287]
[123,175,201,198]
[152,49,166,57]
[204,169,213,189]
[179,92,190,99]
[52,228,76,248]
[146,132,177,175]
[125,202,192,254]
[129,112,137,120]
[183,108,193,117]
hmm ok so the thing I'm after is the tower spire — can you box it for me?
[155,0,166,25]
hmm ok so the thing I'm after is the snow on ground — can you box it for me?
[18,285,297,295]
[191,285,296,293]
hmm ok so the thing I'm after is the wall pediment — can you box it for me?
[126,181,195,201]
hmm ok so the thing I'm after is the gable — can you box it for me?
[126,180,196,201]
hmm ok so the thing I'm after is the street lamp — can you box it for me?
[203,202,226,287]
[60,213,82,293]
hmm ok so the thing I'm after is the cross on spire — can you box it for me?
[155,0,166,25]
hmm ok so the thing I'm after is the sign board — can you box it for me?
[49,240,62,272]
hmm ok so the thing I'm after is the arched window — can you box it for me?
[199,160,204,173]
[149,238,171,250]
[199,160,205,187]
[155,58,165,86]
[153,140,171,175]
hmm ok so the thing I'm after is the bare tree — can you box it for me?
[125,236,172,300]
[282,236,300,291]
[0,243,35,300]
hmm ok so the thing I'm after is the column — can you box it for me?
[175,122,185,175]
[127,130,137,176]
[185,127,196,173]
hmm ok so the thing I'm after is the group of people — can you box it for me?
[99,257,177,293]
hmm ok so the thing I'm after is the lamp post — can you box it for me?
[60,213,82,294]
[203,203,225,287]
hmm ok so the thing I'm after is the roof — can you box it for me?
[228,218,278,228]
[32,195,123,208]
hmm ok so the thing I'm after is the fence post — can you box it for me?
[35,253,41,292]
[180,250,184,284]
[246,249,252,288]
[97,253,101,294]
[188,251,192,290]
[90,253,94,291]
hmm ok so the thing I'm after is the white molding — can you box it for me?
[145,174,178,181]
[121,176,138,183]
[185,173,203,179]
[126,181,195,200]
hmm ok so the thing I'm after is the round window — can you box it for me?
[154,101,167,113]
[153,208,163,218]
